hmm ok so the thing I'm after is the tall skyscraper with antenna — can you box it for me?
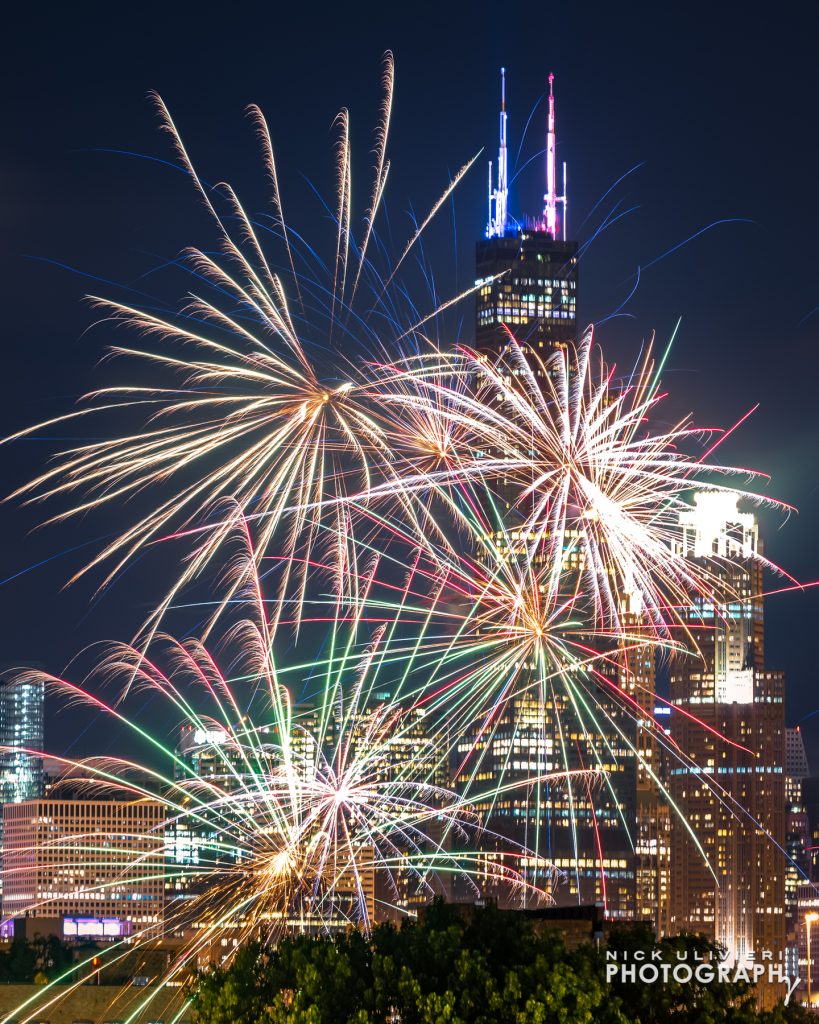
[476,72,577,362]
[465,71,638,920]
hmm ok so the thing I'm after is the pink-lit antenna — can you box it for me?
[543,72,567,239]
[486,68,509,238]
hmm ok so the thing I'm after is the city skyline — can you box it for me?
[0,11,817,1016]
[1,7,817,771]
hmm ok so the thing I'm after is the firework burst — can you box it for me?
[374,330,792,641]
[2,53,484,637]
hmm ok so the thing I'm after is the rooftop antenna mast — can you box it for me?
[486,67,509,238]
[543,72,567,239]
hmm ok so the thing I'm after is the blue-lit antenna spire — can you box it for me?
[486,68,509,238]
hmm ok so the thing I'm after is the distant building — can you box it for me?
[335,696,450,921]
[786,727,810,805]
[418,899,615,951]
[164,710,381,932]
[801,778,819,883]
[628,642,671,936]
[0,675,45,905]
[797,880,819,1008]
[163,722,247,912]
[784,727,812,984]
[0,675,44,806]
[1,798,165,933]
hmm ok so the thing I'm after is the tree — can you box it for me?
[191,902,803,1024]
[0,934,75,984]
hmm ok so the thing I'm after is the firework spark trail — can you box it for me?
[7,64,790,659]
[349,51,394,307]
[2,62,793,665]
[0,532,603,1020]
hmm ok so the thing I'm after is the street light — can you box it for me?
[806,912,819,1008]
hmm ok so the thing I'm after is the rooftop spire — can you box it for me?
[486,67,509,239]
[543,71,568,239]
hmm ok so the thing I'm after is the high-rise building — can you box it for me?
[465,71,636,919]
[796,879,819,1008]
[0,675,44,807]
[669,493,785,1005]
[478,71,577,364]
[453,684,638,917]
[1,797,165,932]
[786,727,810,804]
[0,674,45,905]
[164,709,382,932]
[627,639,671,934]
[334,696,450,921]
[475,231,578,361]
[800,776,819,881]
[164,723,246,893]
[784,727,811,987]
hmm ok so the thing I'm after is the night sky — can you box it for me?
[1,3,817,760]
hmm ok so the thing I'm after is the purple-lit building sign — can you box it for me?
[63,917,132,939]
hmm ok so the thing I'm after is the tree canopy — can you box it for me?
[192,902,811,1024]
[0,934,75,984]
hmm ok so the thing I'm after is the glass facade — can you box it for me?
[0,676,44,806]
[466,229,640,918]
[475,233,578,359]
[669,501,785,988]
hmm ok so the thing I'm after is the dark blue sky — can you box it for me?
[1,2,817,757]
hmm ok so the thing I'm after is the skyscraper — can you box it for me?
[786,727,810,805]
[0,675,44,806]
[628,640,672,935]
[669,493,785,1004]
[477,74,577,362]
[465,71,635,918]
[0,674,45,905]
[784,727,811,986]
[2,797,165,931]
[475,231,578,359]
[335,695,451,921]
[165,723,245,889]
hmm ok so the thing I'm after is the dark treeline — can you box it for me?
[0,935,74,984]
[192,902,812,1024]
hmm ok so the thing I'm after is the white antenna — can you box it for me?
[486,68,509,238]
